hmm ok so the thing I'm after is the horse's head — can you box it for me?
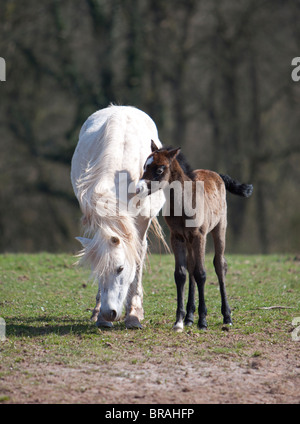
[136,140,181,196]
[77,225,139,322]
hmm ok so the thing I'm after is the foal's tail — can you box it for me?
[219,174,253,198]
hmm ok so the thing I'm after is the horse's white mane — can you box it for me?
[74,107,164,276]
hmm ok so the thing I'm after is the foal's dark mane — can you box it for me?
[159,146,195,180]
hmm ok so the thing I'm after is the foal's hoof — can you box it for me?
[197,321,208,331]
[125,315,143,329]
[222,320,233,331]
[198,317,208,330]
[173,322,184,332]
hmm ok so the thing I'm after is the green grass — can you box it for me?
[0,253,299,372]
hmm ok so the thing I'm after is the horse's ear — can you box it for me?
[167,147,181,161]
[75,237,91,248]
[151,139,159,152]
[123,232,133,242]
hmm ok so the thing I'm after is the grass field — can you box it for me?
[0,253,299,403]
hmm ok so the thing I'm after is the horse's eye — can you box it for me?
[117,265,124,274]
[156,167,165,175]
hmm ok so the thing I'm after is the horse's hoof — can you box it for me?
[96,317,113,328]
[91,311,99,322]
[125,316,143,329]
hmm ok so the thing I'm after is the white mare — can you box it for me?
[71,105,166,328]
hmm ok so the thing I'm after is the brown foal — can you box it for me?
[136,141,253,331]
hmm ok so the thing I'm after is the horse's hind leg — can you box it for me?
[171,233,187,332]
[212,222,232,325]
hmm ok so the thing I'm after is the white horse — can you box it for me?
[71,105,166,329]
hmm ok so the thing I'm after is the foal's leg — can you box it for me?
[212,222,232,325]
[190,234,208,330]
[171,233,187,332]
[184,274,196,326]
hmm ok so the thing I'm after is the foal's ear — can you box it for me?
[167,147,181,161]
[151,139,159,152]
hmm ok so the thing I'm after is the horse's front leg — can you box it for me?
[171,233,187,332]
[92,279,113,328]
[124,238,147,329]
[91,284,101,322]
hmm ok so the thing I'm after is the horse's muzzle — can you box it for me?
[101,309,117,322]
[136,180,149,196]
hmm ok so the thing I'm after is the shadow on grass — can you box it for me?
[4,316,127,337]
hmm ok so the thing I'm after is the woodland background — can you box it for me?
[0,0,300,254]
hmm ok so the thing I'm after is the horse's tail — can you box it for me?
[219,174,253,198]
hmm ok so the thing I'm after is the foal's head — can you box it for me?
[136,140,181,196]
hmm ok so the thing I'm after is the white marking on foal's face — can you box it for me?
[143,155,154,171]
